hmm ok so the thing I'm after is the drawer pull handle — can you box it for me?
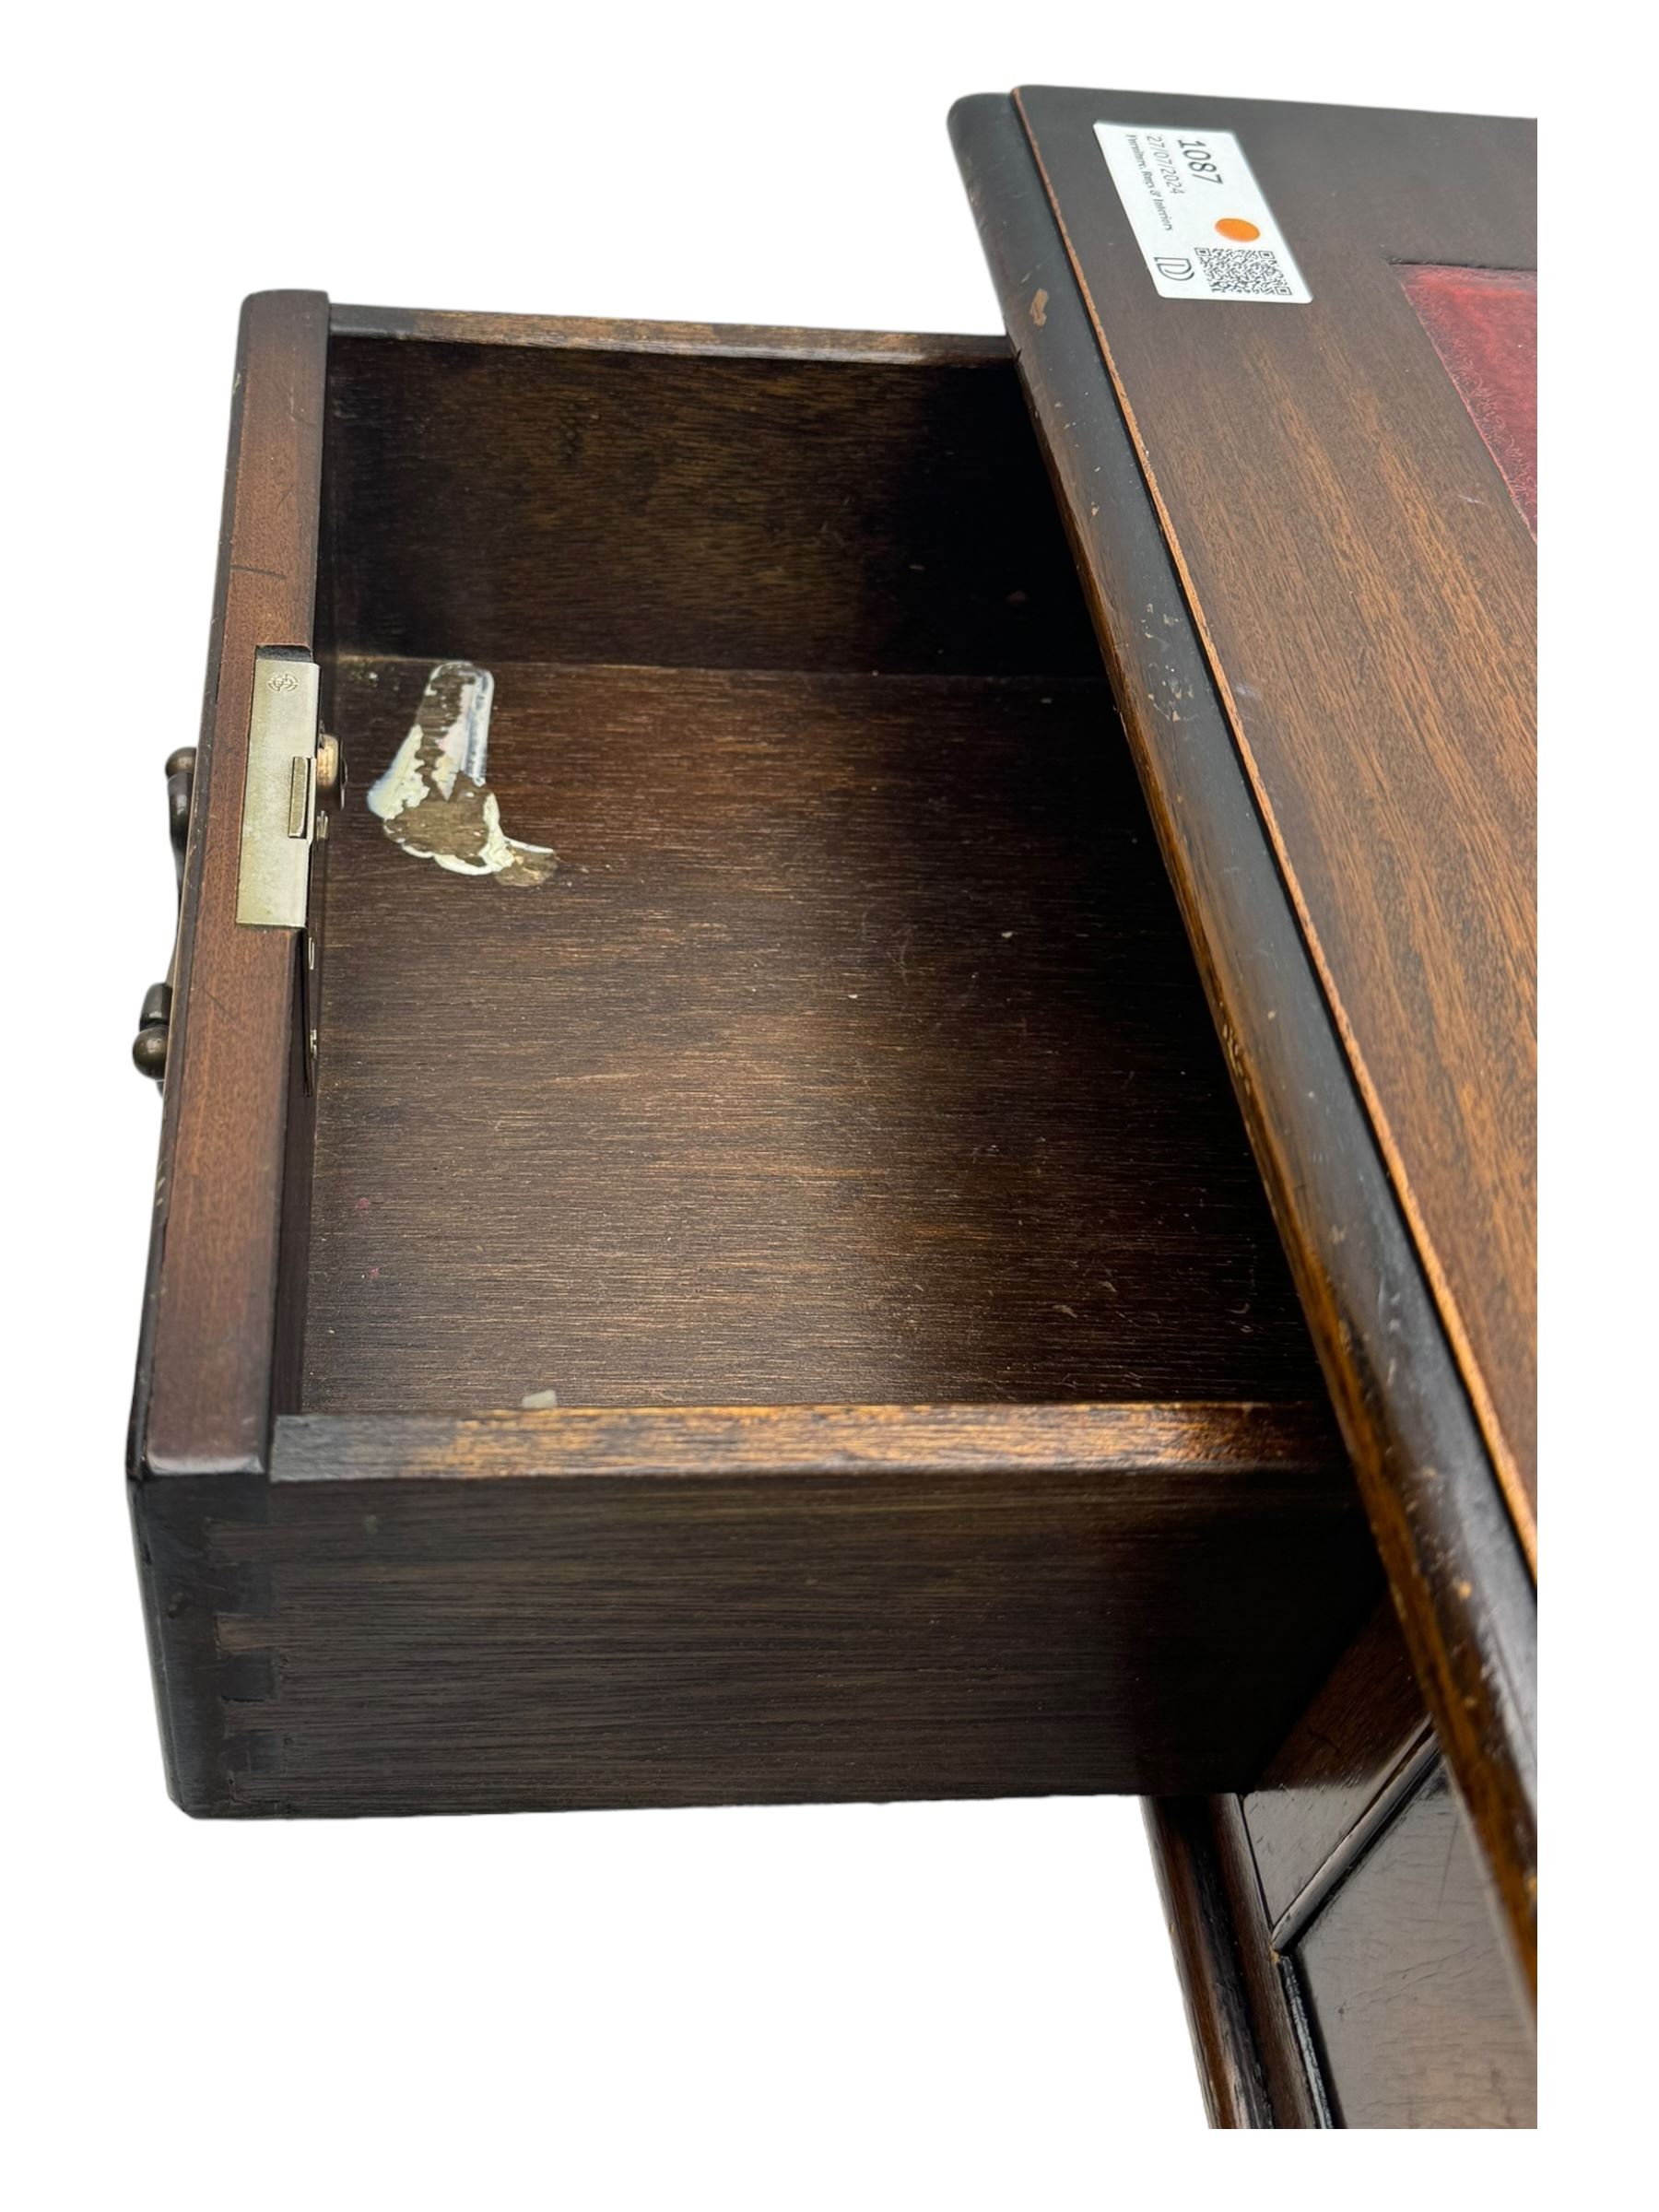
[131,747,195,1087]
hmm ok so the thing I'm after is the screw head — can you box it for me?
[314,731,344,801]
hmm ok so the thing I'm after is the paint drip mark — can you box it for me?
[366,661,555,887]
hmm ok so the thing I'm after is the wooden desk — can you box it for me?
[953,87,1535,2124]
[124,87,1535,2134]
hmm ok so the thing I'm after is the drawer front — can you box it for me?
[134,291,328,1478]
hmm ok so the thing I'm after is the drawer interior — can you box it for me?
[133,312,1379,1822]
[307,329,1322,1417]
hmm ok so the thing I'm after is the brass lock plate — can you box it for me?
[236,647,321,929]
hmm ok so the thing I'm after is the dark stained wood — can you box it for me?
[1145,1764,1536,2129]
[1144,1798,1275,2128]
[138,291,328,1477]
[1146,1591,1536,2125]
[272,1401,1337,1483]
[132,302,1379,1837]
[1243,1597,1432,1932]
[1011,87,1537,1543]
[131,1403,1373,1818]
[1207,1794,1329,2126]
[123,207,1536,2131]
[322,329,1100,679]
[331,304,1007,362]
[950,94,1536,1987]
[1293,1760,1536,2127]
[303,657,1323,1414]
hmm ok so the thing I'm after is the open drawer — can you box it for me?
[129,295,1373,1817]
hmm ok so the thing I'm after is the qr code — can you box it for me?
[1195,246,1293,298]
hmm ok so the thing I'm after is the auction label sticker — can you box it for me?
[1094,123,1312,302]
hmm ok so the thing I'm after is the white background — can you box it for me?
[3,0,1634,2198]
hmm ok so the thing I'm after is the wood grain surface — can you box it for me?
[272,1400,1337,1483]
[302,657,1321,1414]
[951,95,1537,1989]
[135,1403,1374,1816]
[331,303,1009,363]
[323,329,1099,679]
[1243,1597,1432,1934]
[1011,88,1537,1541]
[138,292,327,1476]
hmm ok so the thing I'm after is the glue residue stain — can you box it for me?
[366,660,555,888]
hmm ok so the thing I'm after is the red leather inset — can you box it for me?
[1398,265,1537,536]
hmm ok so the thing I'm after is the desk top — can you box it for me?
[1012,87,1535,1541]
[952,88,1536,1977]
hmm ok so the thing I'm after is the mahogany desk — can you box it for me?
[950,87,1535,2124]
[127,88,1535,2128]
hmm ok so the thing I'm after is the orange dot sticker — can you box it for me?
[1216,217,1261,242]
